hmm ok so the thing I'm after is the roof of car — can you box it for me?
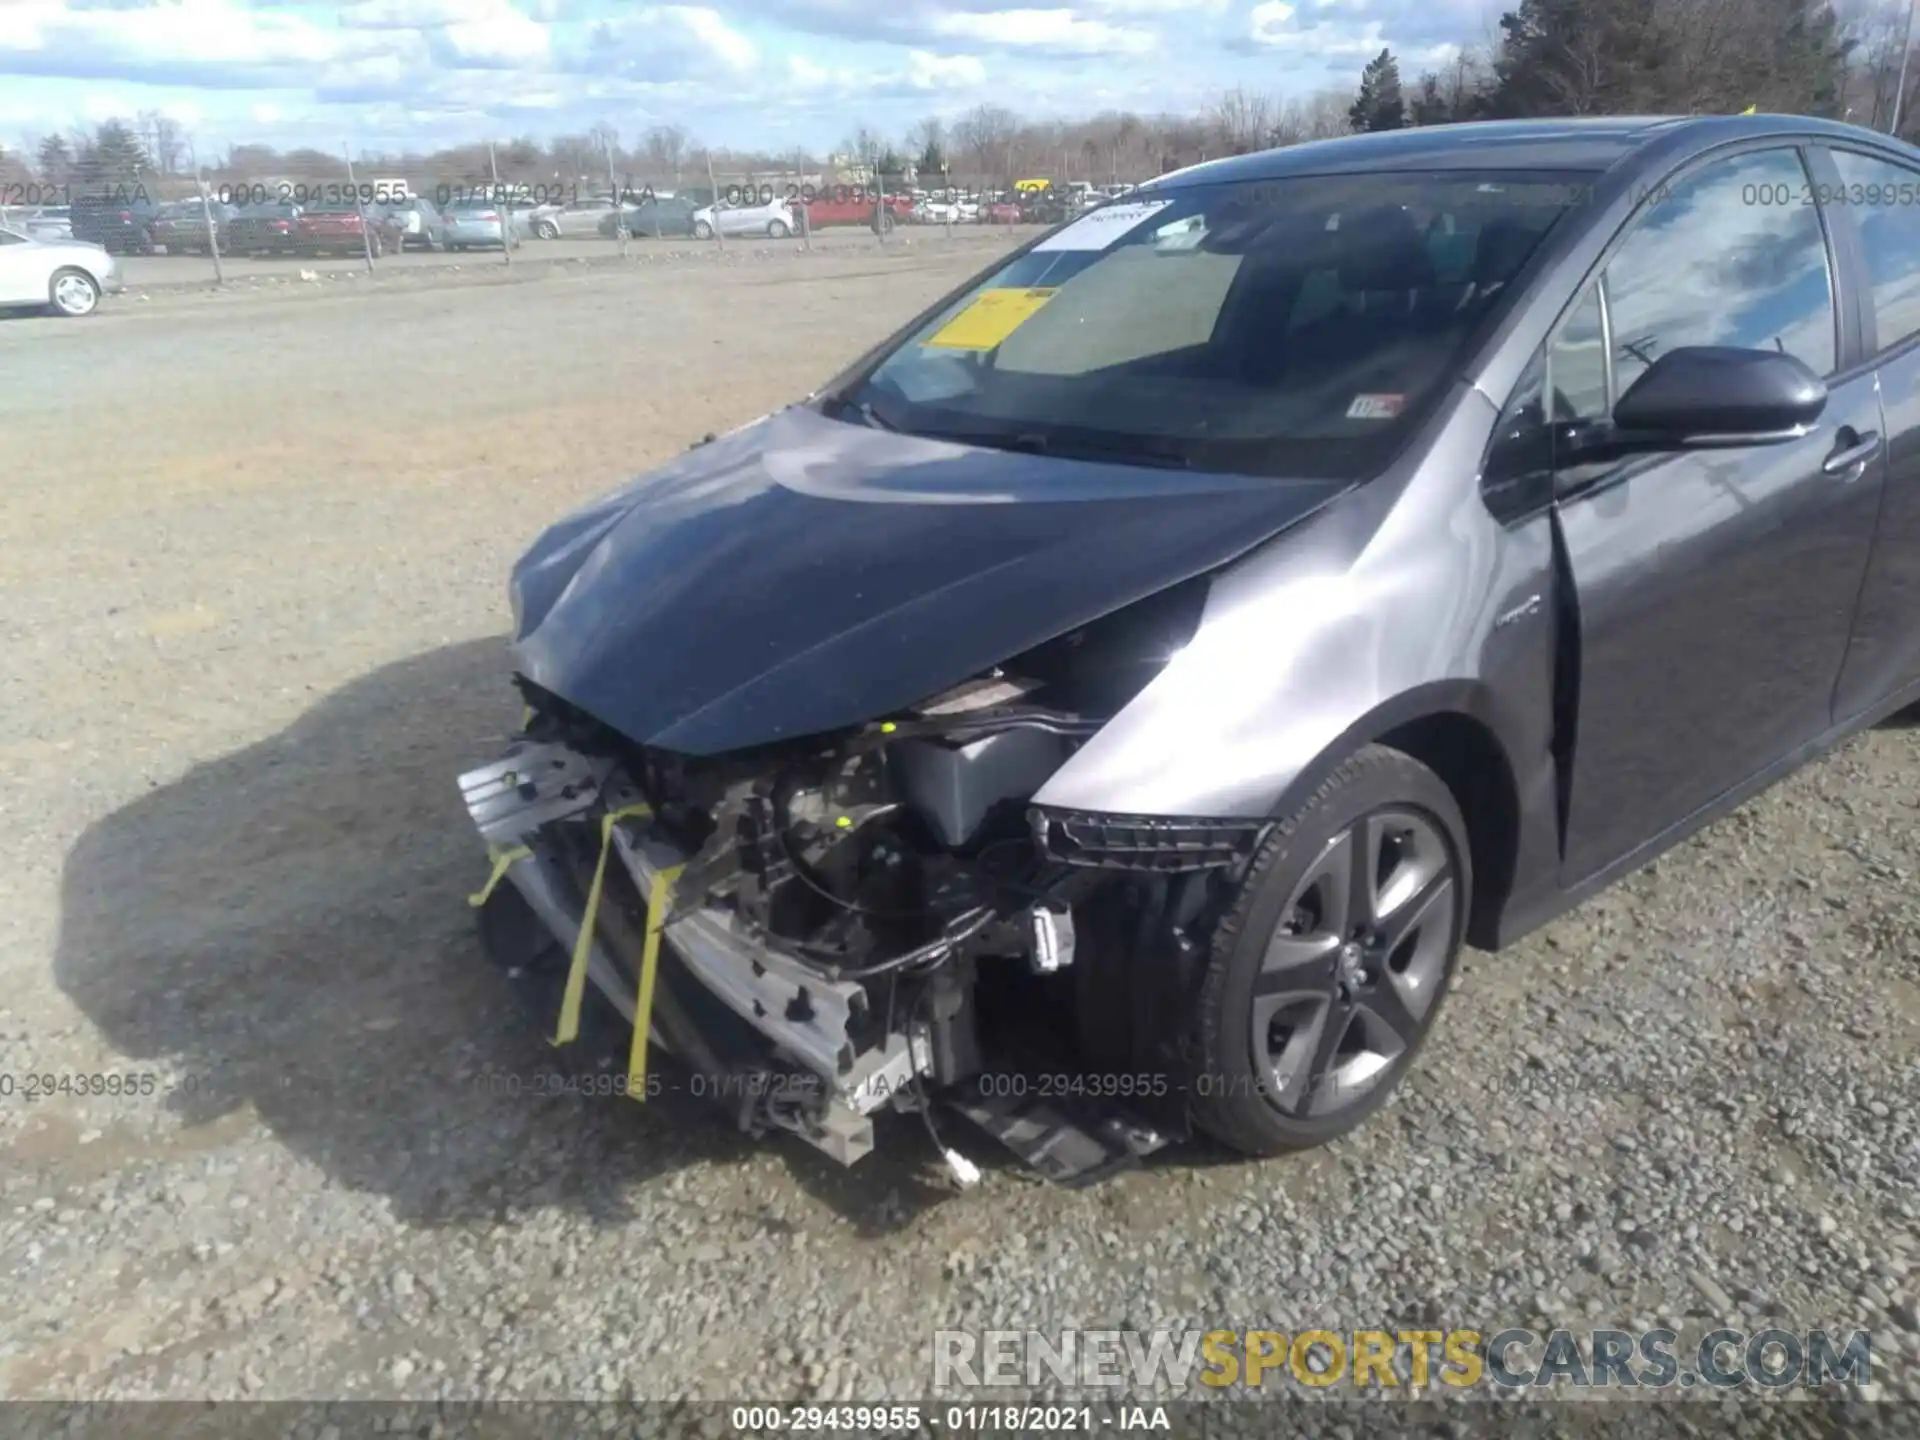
[1149,115,1914,188]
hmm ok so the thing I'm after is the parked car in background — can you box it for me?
[1018,191,1073,226]
[293,201,401,257]
[692,195,797,239]
[527,196,616,239]
[9,206,73,242]
[598,194,701,238]
[148,197,237,255]
[984,198,1022,225]
[439,197,531,249]
[804,190,914,231]
[375,195,445,251]
[224,201,302,255]
[69,193,161,254]
[914,194,977,225]
[0,225,122,316]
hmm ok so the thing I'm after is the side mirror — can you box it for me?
[1564,345,1828,464]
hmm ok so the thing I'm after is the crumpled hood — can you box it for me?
[510,404,1350,754]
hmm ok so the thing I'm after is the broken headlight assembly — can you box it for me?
[458,581,1264,1184]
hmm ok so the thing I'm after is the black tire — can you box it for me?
[536,219,560,239]
[767,219,790,239]
[1188,744,1470,1156]
[693,220,714,240]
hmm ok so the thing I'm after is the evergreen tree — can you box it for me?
[37,134,73,187]
[78,120,148,186]
[1349,50,1408,132]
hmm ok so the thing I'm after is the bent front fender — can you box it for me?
[1032,392,1559,835]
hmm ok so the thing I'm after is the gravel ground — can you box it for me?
[2,232,1918,1417]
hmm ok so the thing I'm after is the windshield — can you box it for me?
[832,171,1583,478]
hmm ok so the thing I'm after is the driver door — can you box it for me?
[1549,144,1885,884]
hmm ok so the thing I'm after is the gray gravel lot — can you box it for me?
[2,234,1918,1414]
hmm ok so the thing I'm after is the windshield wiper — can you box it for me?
[979,428,1197,470]
[827,394,901,432]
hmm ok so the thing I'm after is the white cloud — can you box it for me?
[786,53,831,85]
[1248,0,1295,42]
[665,4,755,68]
[1083,0,1227,12]
[908,48,986,87]
[931,7,1155,54]
[80,92,136,121]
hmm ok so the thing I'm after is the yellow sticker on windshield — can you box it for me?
[923,287,1058,350]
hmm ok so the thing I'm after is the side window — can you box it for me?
[1548,283,1608,420]
[1829,149,1920,352]
[1605,148,1836,392]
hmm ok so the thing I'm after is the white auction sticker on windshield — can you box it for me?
[1031,199,1175,252]
[1346,394,1406,420]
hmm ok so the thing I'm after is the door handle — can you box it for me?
[1823,431,1881,476]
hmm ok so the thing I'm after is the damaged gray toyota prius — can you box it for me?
[462,113,1919,1182]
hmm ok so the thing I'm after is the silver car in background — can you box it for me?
[439,198,532,250]
[529,196,623,239]
[5,206,74,242]
[691,196,797,240]
[376,196,447,251]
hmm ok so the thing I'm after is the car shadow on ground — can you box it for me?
[53,637,1027,1237]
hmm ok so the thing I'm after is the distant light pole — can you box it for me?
[1894,0,1918,136]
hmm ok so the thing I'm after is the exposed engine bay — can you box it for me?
[459,579,1277,1185]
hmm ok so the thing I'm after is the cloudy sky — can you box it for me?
[0,0,1493,158]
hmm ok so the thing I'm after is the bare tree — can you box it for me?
[1210,87,1276,153]
[136,110,186,175]
[951,104,1019,184]
[643,124,690,179]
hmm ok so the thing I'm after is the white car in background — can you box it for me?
[915,195,978,224]
[691,196,796,239]
[0,226,121,316]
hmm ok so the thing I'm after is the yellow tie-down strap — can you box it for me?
[552,802,654,1048]
[628,863,684,1104]
[466,843,532,909]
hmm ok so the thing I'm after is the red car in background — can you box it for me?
[984,198,1023,225]
[799,189,915,232]
[292,202,402,257]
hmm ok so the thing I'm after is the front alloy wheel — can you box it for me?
[49,268,100,317]
[1189,745,1470,1155]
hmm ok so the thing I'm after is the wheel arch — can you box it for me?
[1267,683,1524,952]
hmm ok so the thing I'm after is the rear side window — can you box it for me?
[1604,147,1836,386]
[1829,149,1920,353]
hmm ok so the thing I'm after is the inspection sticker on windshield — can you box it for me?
[1346,394,1406,420]
[923,287,1058,350]
[1032,199,1174,252]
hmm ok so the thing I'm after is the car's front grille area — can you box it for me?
[1030,806,1272,873]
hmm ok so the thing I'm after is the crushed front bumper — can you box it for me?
[457,738,927,1165]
